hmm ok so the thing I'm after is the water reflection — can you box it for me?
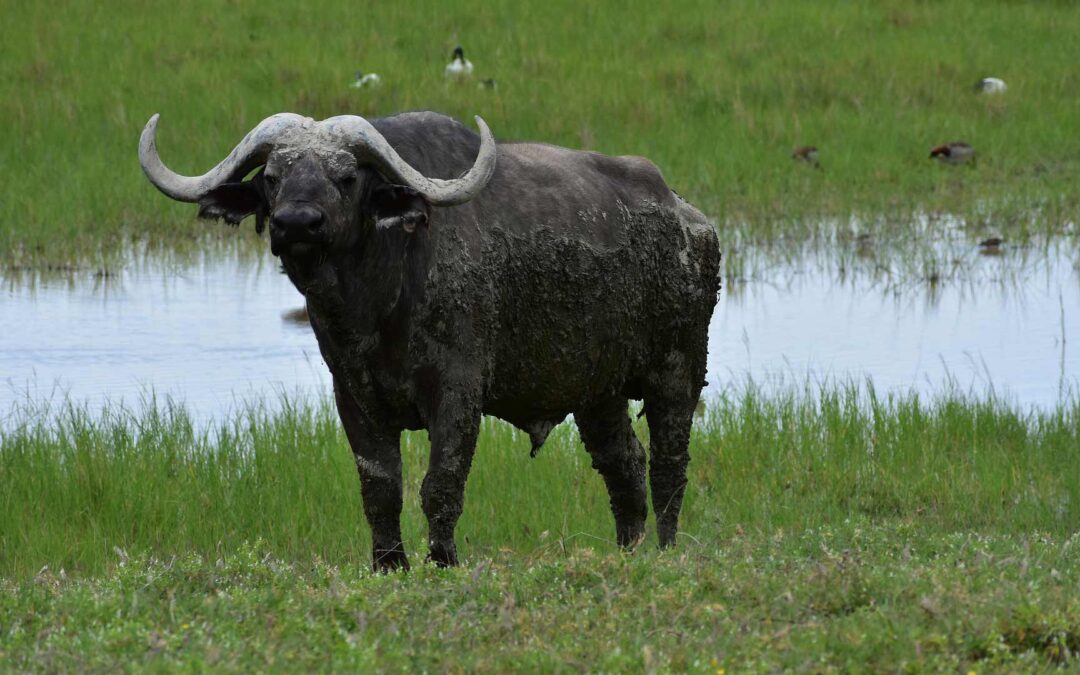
[711,243,1078,407]
[1,253,329,427]
[1,244,1077,430]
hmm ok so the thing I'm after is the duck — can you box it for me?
[351,70,381,88]
[791,145,821,168]
[975,77,1007,94]
[445,46,474,77]
[929,142,975,165]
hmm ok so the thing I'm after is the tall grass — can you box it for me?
[2,384,1077,579]
[2,0,1078,266]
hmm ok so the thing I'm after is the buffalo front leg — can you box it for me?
[334,382,408,572]
[575,398,648,548]
[419,382,483,567]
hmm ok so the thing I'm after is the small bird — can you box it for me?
[975,77,1007,94]
[478,78,497,90]
[792,146,821,169]
[855,232,874,257]
[445,46,474,78]
[930,142,975,165]
[978,236,1005,254]
[351,70,381,88]
[281,306,310,324]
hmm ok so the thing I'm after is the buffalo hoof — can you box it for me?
[373,545,410,573]
[426,540,459,568]
[657,526,678,549]
[616,524,647,550]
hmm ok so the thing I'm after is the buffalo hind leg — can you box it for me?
[644,397,697,548]
[334,382,409,573]
[576,398,648,548]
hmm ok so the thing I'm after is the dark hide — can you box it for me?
[206,111,721,571]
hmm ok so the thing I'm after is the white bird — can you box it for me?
[444,46,474,78]
[975,77,1007,94]
[351,70,381,88]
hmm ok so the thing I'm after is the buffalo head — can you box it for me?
[138,113,496,258]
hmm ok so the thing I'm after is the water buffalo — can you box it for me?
[139,110,721,571]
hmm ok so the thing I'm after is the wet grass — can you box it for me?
[2,0,1079,269]
[2,385,1079,669]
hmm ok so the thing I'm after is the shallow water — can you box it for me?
[2,247,1077,429]
[1,256,327,426]
[712,248,1078,406]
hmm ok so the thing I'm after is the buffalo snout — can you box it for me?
[270,203,327,255]
[273,203,324,233]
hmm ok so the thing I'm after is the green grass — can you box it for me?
[3,386,1077,578]
[4,531,1080,672]
[2,386,1079,669]
[2,0,1079,268]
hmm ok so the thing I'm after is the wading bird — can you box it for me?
[978,237,1004,255]
[351,70,381,88]
[445,46,474,77]
[975,77,1007,94]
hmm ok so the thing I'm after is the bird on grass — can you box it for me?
[478,78,497,90]
[975,77,1007,94]
[445,46,474,78]
[351,70,381,88]
[930,142,975,166]
[791,146,821,169]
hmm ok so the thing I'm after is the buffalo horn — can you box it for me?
[138,113,310,202]
[322,115,497,206]
[139,113,496,206]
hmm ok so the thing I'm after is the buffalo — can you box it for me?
[139,110,721,571]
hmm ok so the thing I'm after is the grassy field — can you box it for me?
[4,529,1079,671]
[2,386,1079,669]
[2,0,1079,268]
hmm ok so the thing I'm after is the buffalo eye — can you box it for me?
[263,173,279,191]
[337,173,357,195]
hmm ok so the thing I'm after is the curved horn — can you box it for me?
[139,113,311,202]
[321,115,496,206]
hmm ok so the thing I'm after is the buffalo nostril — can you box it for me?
[271,205,324,233]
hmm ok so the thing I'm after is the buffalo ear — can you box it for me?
[198,180,268,233]
[369,184,429,234]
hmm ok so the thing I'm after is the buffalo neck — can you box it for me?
[282,224,430,357]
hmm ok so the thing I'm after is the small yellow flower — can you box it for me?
[181,623,190,630]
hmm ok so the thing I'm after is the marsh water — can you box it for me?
[2,246,1077,429]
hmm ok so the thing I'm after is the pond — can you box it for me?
[2,246,1077,429]
[713,245,1078,406]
